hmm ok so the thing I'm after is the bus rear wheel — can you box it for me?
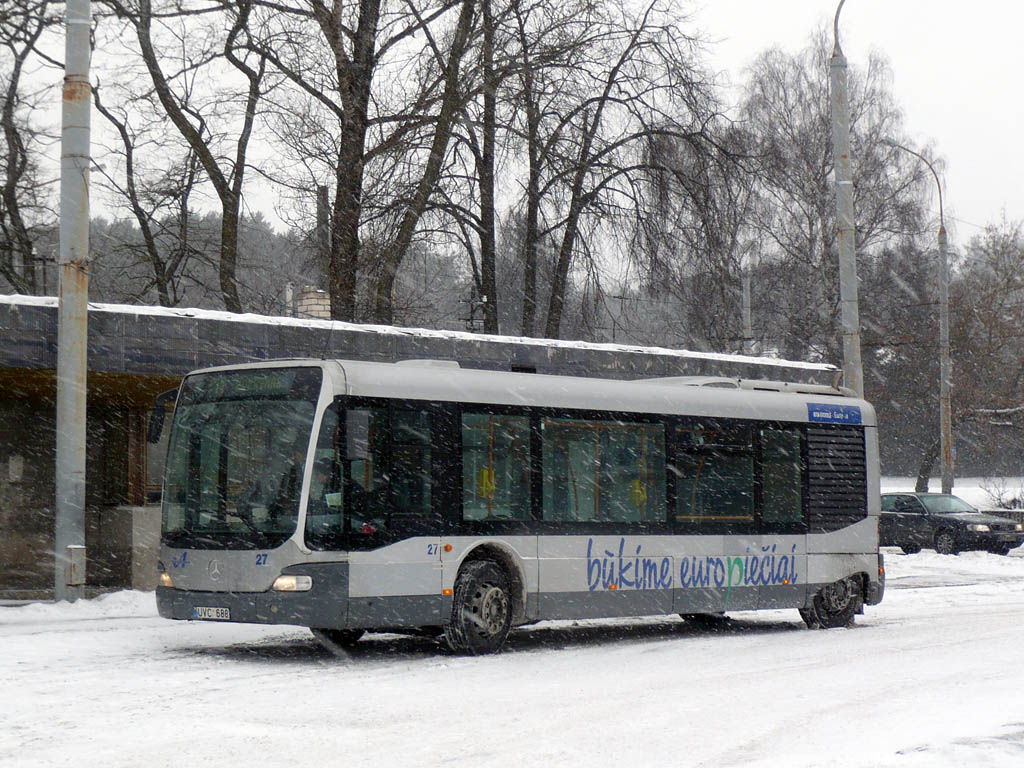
[799,576,861,629]
[311,628,365,655]
[444,560,512,655]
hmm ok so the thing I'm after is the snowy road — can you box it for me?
[3,549,1024,768]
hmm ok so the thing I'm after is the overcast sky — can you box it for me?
[693,0,1022,247]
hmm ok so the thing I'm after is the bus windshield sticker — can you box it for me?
[807,403,862,425]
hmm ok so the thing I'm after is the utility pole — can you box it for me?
[938,218,953,493]
[884,140,954,493]
[55,0,91,601]
[831,0,863,397]
[741,246,755,355]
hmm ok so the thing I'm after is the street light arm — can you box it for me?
[883,139,944,228]
[834,0,847,55]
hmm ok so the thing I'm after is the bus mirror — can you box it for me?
[147,409,165,444]
[147,388,179,444]
[345,410,369,460]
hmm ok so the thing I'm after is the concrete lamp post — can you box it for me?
[884,140,954,494]
[831,0,864,398]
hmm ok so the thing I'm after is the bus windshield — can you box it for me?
[161,367,322,549]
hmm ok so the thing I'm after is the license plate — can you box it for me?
[193,606,231,621]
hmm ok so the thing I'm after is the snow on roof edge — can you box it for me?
[0,293,835,372]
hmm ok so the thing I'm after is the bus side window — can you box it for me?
[461,413,531,521]
[761,427,803,524]
[344,406,433,540]
[541,418,665,523]
[389,409,432,516]
[673,421,754,523]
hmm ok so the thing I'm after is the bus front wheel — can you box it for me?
[799,577,861,629]
[444,560,512,655]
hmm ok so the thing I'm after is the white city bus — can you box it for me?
[156,359,884,654]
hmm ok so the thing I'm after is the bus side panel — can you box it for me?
[806,517,879,555]
[537,535,674,620]
[805,551,881,594]
[348,537,444,628]
[673,535,806,613]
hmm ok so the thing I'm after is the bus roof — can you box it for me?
[189,358,874,427]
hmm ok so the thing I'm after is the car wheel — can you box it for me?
[900,543,922,555]
[444,560,512,655]
[799,576,861,629]
[934,529,958,555]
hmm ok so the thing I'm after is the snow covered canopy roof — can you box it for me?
[0,294,836,384]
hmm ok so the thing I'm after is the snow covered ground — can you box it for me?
[3,546,1024,768]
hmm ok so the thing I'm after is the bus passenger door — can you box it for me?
[345,404,444,629]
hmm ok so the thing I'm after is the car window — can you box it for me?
[881,496,897,512]
[894,495,921,513]
[919,494,976,514]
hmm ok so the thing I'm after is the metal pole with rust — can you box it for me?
[55,0,91,601]
[831,0,863,397]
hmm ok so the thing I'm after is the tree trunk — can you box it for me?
[478,0,499,334]
[519,60,540,337]
[133,0,258,313]
[915,439,939,492]
[372,0,476,324]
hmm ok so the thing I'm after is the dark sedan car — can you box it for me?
[880,492,1024,555]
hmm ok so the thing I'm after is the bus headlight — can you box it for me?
[159,570,175,588]
[272,575,313,592]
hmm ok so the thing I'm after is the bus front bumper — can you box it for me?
[156,562,448,630]
[156,562,352,628]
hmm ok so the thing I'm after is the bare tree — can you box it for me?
[100,0,270,312]
[1,0,60,294]
[92,83,209,306]
[371,0,478,323]
[740,32,929,361]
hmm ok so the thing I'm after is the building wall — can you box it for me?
[0,395,155,594]
[0,401,56,592]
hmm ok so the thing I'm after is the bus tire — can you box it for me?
[444,560,512,655]
[311,628,364,655]
[799,576,860,629]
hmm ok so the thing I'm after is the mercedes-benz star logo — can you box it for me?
[208,559,222,581]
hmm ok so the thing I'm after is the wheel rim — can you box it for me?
[820,579,852,614]
[936,532,954,554]
[469,583,509,637]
